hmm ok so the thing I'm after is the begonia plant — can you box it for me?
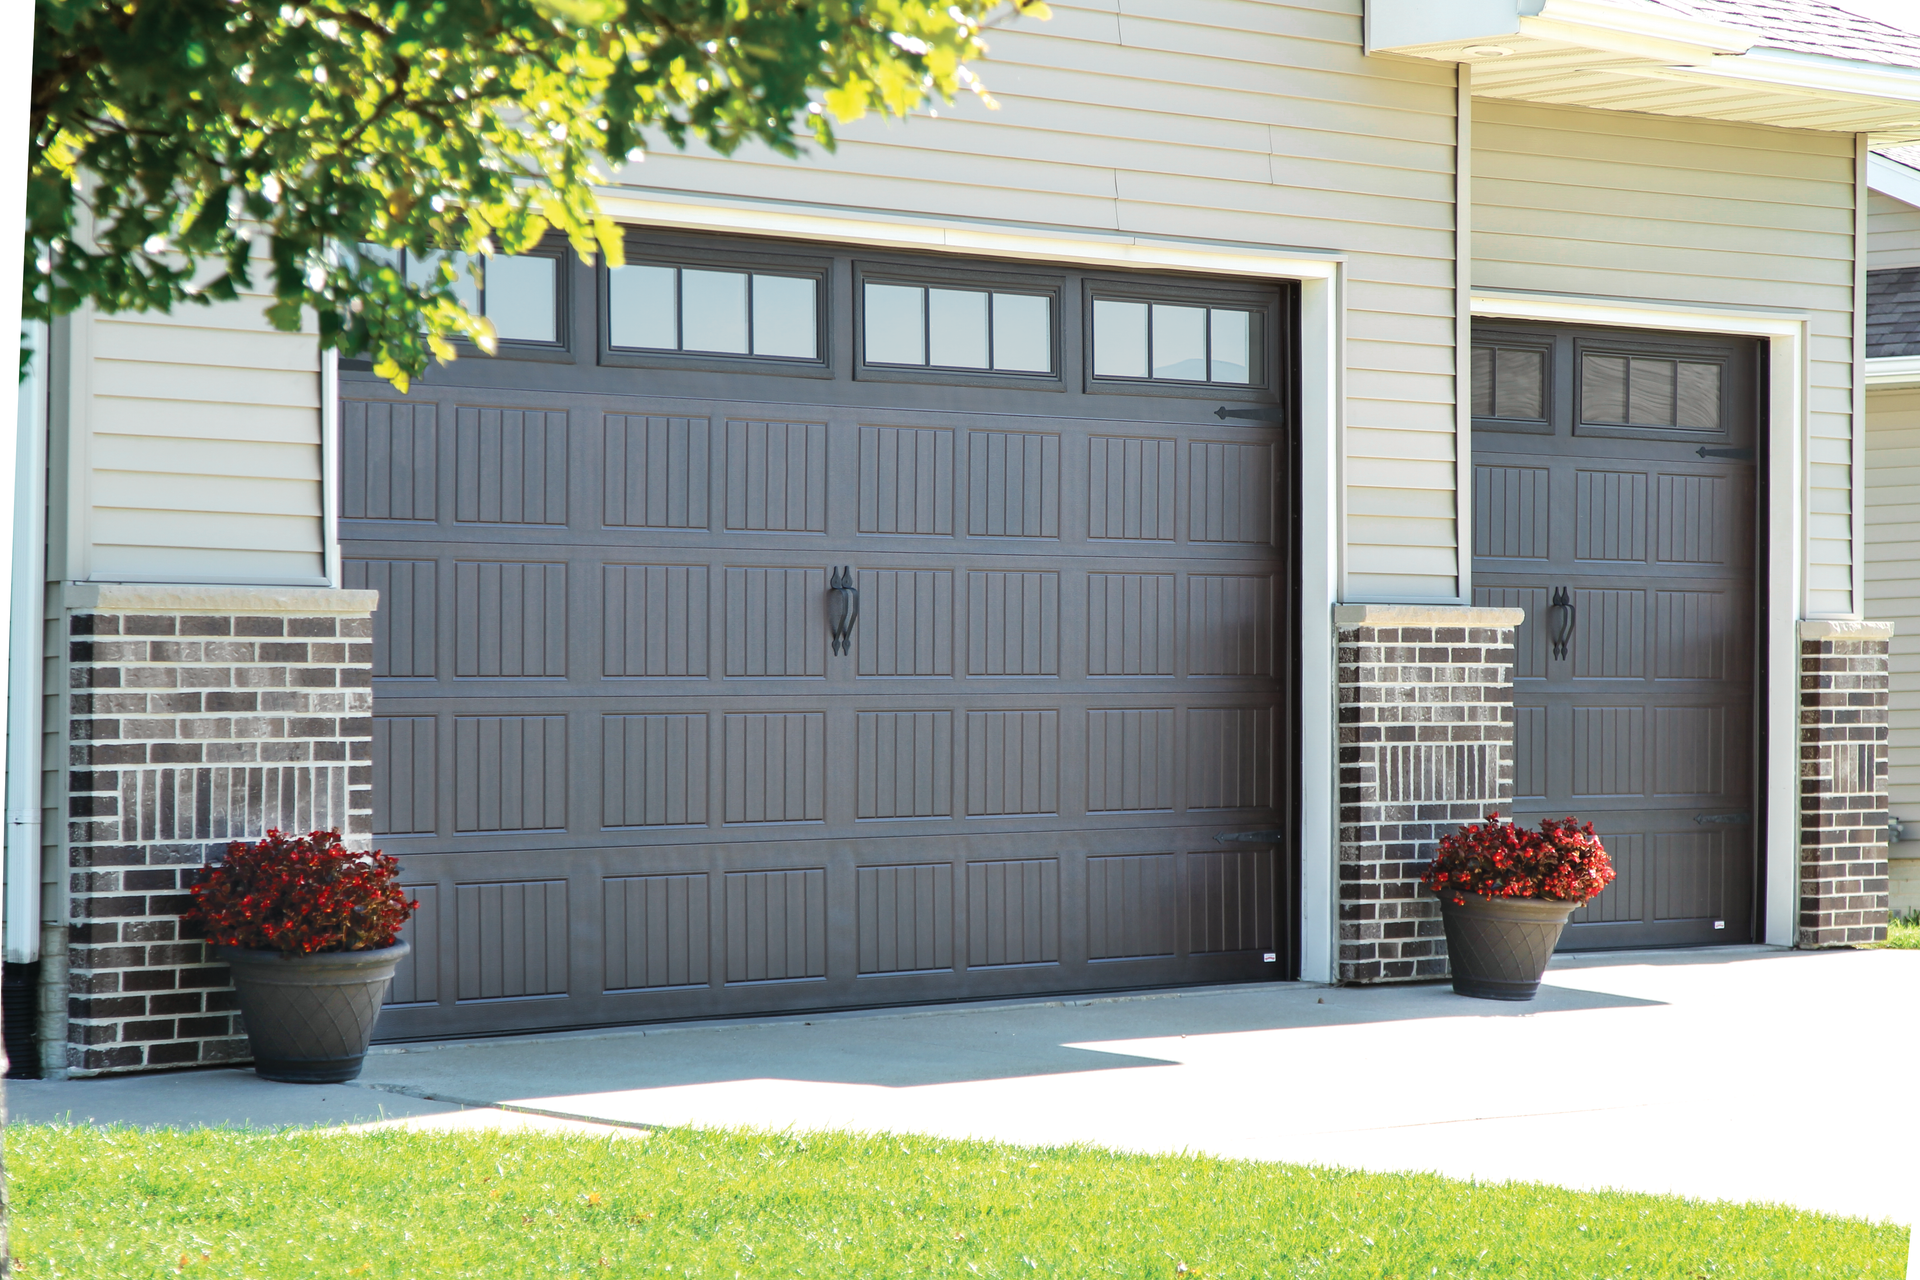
[1420,812,1616,906]
[184,829,416,954]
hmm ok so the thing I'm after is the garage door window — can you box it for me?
[862,282,1053,374]
[362,247,562,345]
[1091,299,1259,385]
[608,263,819,360]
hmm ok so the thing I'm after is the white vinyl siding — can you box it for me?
[1869,191,1920,271]
[1473,100,1859,615]
[76,292,324,585]
[1867,387,1920,820]
[612,0,1464,600]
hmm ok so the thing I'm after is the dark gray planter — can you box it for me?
[216,941,408,1083]
[1439,895,1575,1001]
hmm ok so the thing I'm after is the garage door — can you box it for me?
[341,230,1298,1040]
[1471,321,1759,948]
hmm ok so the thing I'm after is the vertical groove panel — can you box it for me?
[1086,853,1177,960]
[725,567,827,676]
[725,869,827,983]
[857,569,953,676]
[1188,575,1273,677]
[856,710,953,819]
[345,559,437,678]
[1574,833,1645,925]
[726,419,828,532]
[383,884,439,1005]
[1656,473,1727,564]
[455,880,568,1000]
[965,859,1059,967]
[453,561,568,677]
[1570,589,1646,679]
[1187,849,1275,954]
[856,863,954,974]
[1087,573,1175,677]
[968,430,1060,537]
[372,715,437,836]
[604,415,710,529]
[602,714,709,828]
[859,426,953,534]
[1472,465,1550,559]
[1655,590,1731,681]
[1188,441,1272,544]
[603,564,709,677]
[1186,707,1275,810]
[1513,706,1547,801]
[1086,708,1176,812]
[1651,707,1726,796]
[966,571,1059,675]
[604,874,710,991]
[455,408,568,524]
[1652,832,1721,921]
[1574,470,1649,561]
[453,715,568,831]
[1473,585,1548,679]
[723,712,826,823]
[1570,707,1646,797]
[340,401,437,521]
[1088,436,1176,540]
[964,710,1059,816]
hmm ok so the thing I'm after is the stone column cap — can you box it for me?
[1335,603,1525,628]
[1798,618,1895,640]
[63,583,379,615]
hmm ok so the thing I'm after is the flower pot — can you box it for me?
[216,940,408,1083]
[1439,895,1576,1001]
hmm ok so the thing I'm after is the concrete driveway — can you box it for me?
[13,946,1917,1229]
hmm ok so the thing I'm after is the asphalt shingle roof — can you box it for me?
[1632,0,1920,70]
[1868,267,1920,358]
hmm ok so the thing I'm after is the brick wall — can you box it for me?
[1335,604,1522,984]
[63,586,377,1075]
[1797,621,1892,948]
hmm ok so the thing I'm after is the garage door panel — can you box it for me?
[455,407,570,526]
[859,425,956,535]
[604,414,712,530]
[725,419,828,533]
[602,563,711,678]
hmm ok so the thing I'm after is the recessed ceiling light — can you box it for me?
[1462,45,1516,58]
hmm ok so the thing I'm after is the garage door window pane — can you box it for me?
[484,254,558,344]
[1210,309,1252,384]
[407,249,479,314]
[681,269,749,354]
[1676,362,1721,430]
[929,288,989,369]
[1150,305,1206,381]
[1094,300,1149,377]
[992,293,1052,372]
[1583,354,1629,423]
[751,274,817,359]
[608,264,678,349]
[865,283,926,365]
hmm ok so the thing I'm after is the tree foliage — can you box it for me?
[30,0,1047,385]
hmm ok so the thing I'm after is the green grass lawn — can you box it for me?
[1878,910,1920,949]
[6,1125,1904,1279]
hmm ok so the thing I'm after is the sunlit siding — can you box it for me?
[1867,387,1920,823]
[1869,191,1920,272]
[608,0,1466,600]
[1474,100,1859,616]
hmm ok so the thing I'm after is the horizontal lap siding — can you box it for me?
[83,288,323,584]
[610,0,1462,600]
[1473,100,1858,615]
[1869,191,1920,271]
[1866,388,1920,814]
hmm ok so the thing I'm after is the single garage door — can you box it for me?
[1471,321,1759,948]
[342,229,1298,1041]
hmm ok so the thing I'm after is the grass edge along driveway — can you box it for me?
[8,1124,1905,1278]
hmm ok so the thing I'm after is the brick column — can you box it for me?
[1334,604,1523,984]
[61,585,377,1075]
[1797,620,1893,948]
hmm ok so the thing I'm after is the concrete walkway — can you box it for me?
[13,946,1917,1228]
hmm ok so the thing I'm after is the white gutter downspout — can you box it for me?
[7,329,45,964]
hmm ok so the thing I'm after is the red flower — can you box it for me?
[1418,812,1616,906]
[182,829,416,954]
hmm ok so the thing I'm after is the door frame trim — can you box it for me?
[591,188,1345,981]
[1470,289,1813,948]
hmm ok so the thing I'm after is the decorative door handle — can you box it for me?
[828,566,860,656]
[1549,587,1575,661]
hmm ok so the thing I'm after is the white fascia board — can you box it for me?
[1867,355,1920,387]
[1665,47,1920,112]
[1523,0,1753,61]
[1869,153,1920,209]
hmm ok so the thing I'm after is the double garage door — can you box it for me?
[343,231,1298,1040]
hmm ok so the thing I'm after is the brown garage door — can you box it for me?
[1471,321,1759,948]
[341,230,1298,1040]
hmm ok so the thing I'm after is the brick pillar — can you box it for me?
[1797,620,1892,948]
[62,586,377,1075]
[1334,604,1523,984]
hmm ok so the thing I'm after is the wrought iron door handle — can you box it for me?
[828,566,859,656]
[1549,587,1575,661]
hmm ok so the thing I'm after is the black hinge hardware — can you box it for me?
[1693,812,1752,826]
[1215,830,1288,844]
[1695,446,1754,461]
[827,566,860,656]
[1214,406,1287,424]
